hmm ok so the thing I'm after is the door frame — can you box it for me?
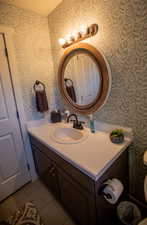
[0,25,37,181]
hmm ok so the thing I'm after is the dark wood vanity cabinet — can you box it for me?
[30,135,129,225]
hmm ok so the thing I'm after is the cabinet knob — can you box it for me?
[49,166,55,174]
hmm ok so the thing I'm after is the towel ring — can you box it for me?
[33,80,46,91]
[64,78,74,87]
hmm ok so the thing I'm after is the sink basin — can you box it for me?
[50,127,88,144]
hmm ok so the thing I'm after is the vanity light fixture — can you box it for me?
[59,38,66,46]
[58,24,98,48]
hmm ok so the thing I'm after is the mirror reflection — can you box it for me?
[64,52,101,106]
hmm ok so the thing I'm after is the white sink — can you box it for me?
[50,127,88,144]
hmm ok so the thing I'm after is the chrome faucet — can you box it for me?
[67,114,84,130]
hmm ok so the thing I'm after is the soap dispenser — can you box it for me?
[50,110,61,123]
[89,114,95,133]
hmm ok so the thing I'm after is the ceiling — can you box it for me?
[0,0,62,15]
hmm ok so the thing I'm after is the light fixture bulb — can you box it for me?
[66,34,73,44]
[58,38,66,46]
[80,25,88,36]
[72,30,80,40]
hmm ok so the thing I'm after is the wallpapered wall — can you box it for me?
[48,0,147,202]
[0,3,56,121]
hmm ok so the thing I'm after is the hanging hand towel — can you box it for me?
[34,80,49,113]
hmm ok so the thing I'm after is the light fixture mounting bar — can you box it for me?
[59,24,98,49]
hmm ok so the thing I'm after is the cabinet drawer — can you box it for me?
[30,135,95,193]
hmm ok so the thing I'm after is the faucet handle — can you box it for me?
[62,110,70,122]
[65,110,70,117]
[71,120,84,130]
[78,121,85,130]
[79,121,85,124]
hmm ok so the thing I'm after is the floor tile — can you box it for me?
[39,201,67,225]
[0,188,27,220]
[0,179,78,225]
[0,200,12,221]
[53,197,70,220]
[64,216,77,225]
[23,180,44,196]
[13,180,53,211]
[25,185,54,210]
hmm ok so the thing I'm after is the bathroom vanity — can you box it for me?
[28,122,132,225]
[28,42,133,225]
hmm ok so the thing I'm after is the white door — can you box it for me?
[0,33,30,202]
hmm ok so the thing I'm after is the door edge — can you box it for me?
[0,25,37,181]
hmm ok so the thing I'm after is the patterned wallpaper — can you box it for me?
[48,0,147,202]
[0,3,56,121]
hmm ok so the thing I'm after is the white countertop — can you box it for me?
[28,121,132,181]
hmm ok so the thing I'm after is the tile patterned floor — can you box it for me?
[0,179,77,225]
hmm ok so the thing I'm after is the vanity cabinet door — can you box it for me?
[32,147,60,199]
[58,168,97,225]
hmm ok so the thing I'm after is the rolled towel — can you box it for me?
[35,89,49,112]
[34,81,49,113]
[64,78,77,102]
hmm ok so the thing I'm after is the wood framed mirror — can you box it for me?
[58,43,111,114]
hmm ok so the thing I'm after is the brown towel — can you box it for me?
[0,222,10,225]
[35,90,49,112]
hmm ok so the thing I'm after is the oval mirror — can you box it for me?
[58,43,111,114]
